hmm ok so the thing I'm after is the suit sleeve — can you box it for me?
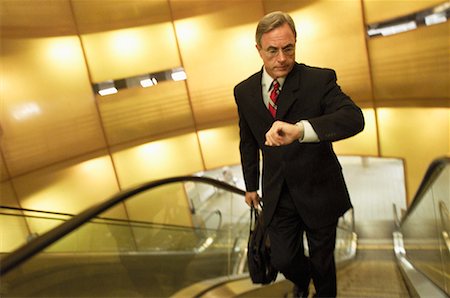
[308,69,364,142]
[234,87,260,192]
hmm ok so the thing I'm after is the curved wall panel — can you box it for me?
[369,23,449,104]
[0,0,448,222]
[363,0,445,24]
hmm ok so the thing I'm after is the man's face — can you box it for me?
[257,23,296,79]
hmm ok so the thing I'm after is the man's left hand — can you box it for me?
[265,121,304,146]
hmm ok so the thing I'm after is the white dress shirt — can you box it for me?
[261,67,319,143]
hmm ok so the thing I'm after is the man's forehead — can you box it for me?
[261,29,295,43]
[261,37,296,48]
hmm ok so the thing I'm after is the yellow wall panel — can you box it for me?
[41,222,128,252]
[0,36,106,176]
[81,23,180,83]
[172,0,264,128]
[0,0,448,237]
[264,0,373,102]
[112,133,204,188]
[12,152,123,217]
[0,183,29,253]
[377,107,449,202]
[333,108,379,156]
[0,153,9,181]
[0,181,19,207]
[125,183,193,227]
[198,124,241,170]
[0,214,29,252]
[98,81,194,146]
[363,0,445,24]
[369,23,450,102]
[0,0,76,38]
[72,0,172,34]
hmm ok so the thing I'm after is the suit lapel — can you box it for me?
[247,71,274,123]
[276,64,301,120]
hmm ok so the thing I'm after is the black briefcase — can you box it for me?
[247,205,278,284]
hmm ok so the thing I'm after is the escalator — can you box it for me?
[0,177,250,297]
[0,158,449,297]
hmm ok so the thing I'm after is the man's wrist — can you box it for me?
[298,120,320,143]
[295,121,305,140]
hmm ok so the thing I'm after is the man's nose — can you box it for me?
[277,51,287,61]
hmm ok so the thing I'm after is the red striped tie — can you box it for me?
[269,80,280,118]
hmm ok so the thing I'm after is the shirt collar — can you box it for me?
[262,67,286,93]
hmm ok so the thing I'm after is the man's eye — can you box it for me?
[284,47,294,53]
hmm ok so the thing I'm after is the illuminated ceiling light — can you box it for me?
[97,81,118,96]
[368,21,417,37]
[140,76,158,88]
[367,2,449,38]
[425,12,447,26]
[140,78,153,88]
[434,2,450,13]
[384,21,417,36]
[171,69,187,81]
[98,87,118,96]
[92,66,184,95]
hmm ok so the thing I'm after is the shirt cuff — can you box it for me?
[297,120,320,143]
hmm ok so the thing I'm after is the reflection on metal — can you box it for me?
[392,204,406,256]
[367,1,450,37]
[392,158,450,297]
[235,245,247,275]
[335,208,358,264]
[396,251,448,298]
[194,236,214,253]
[231,210,252,276]
[393,217,448,297]
[393,231,406,256]
[438,200,450,253]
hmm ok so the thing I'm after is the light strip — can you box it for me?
[98,87,118,96]
[367,2,449,38]
[368,21,417,37]
[171,69,187,81]
[93,67,185,96]
[140,78,158,88]
[425,12,447,26]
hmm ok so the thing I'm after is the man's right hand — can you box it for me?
[245,191,260,208]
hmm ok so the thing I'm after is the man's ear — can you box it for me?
[256,44,263,59]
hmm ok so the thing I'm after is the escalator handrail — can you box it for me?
[0,205,76,218]
[0,175,245,276]
[0,205,206,231]
[399,156,450,226]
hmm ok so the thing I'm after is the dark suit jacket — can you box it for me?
[234,63,364,229]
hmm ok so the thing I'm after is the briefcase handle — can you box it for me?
[249,203,263,234]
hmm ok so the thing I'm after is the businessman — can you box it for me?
[234,11,364,297]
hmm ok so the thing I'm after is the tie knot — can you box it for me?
[272,80,279,91]
[268,80,280,118]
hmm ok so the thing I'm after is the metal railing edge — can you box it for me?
[399,156,450,225]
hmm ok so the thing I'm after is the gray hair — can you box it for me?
[255,11,297,47]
